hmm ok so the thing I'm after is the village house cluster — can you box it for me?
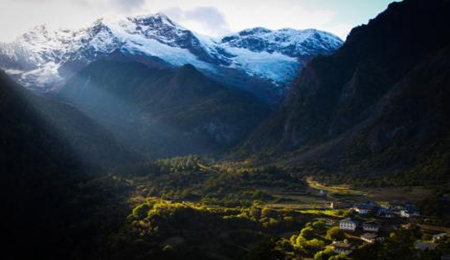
[327,200,449,255]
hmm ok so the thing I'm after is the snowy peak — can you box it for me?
[88,18,113,35]
[20,24,50,42]
[221,27,343,57]
[239,27,273,35]
[0,12,343,101]
[131,12,178,29]
[128,13,185,43]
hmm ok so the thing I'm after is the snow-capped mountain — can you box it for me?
[221,27,342,57]
[0,13,343,101]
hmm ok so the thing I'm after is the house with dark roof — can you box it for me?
[377,207,395,218]
[416,242,437,251]
[332,241,354,255]
[363,221,380,232]
[432,233,448,242]
[353,202,377,215]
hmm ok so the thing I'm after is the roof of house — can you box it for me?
[333,241,353,249]
[361,233,378,239]
[416,242,438,251]
[340,218,358,224]
[364,221,380,227]
[355,204,373,209]
[402,210,420,216]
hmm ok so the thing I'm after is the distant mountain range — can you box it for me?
[0,13,342,103]
[1,0,448,182]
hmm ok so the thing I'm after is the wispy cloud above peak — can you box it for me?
[163,6,231,37]
[110,0,146,13]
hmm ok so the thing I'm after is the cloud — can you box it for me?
[223,3,336,32]
[1,0,383,42]
[109,0,146,12]
[12,0,90,5]
[163,6,231,37]
[184,7,229,33]
[13,0,54,2]
[156,1,339,37]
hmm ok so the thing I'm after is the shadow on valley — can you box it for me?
[57,61,270,158]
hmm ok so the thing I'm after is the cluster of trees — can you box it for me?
[218,165,306,190]
[118,157,306,207]
[290,220,337,258]
[114,199,279,259]
[235,205,307,230]
[291,137,450,188]
[417,196,450,226]
[157,155,206,173]
[109,199,339,259]
[245,220,350,260]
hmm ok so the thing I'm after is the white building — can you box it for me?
[401,209,420,218]
[339,218,358,231]
[361,233,384,243]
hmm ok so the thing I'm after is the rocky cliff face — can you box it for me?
[239,0,450,181]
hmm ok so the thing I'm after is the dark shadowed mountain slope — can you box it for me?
[0,70,88,259]
[0,69,144,259]
[58,61,270,157]
[1,74,141,170]
[239,0,450,182]
[0,69,84,189]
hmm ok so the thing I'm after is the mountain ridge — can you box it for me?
[0,13,342,103]
[57,60,270,157]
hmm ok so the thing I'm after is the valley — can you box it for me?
[58,156,448,260]
[0,0,449,259]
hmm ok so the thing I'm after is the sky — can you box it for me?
[0,0,399,42]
